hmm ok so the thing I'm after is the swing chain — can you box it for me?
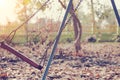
[5,0,50,43]
[64,0,83,28]
[39,0,83,66]
[39,41,53,66]
[1,0,83,69]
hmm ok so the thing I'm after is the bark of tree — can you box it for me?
[58,0,82,53]
[24,5,29,43]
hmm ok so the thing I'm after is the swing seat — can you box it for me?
[0,41,43,70]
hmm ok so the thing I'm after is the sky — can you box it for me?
[30,0,65,23]
[0,0,18,25]
[0,0,120,25]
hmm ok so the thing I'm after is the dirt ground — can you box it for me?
[0,42,120,80]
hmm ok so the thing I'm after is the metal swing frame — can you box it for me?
[111,0,120,27]
[0,0,72,80]
[0,0,72,71]
[42,0,72,79]
[0,0,50,70]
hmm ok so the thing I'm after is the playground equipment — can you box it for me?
[0,0,81,79]
[0,41,43,70]
[41,0,72,79]
[0,0,50,71]
[0,0,119,80]
[111,0,120,27]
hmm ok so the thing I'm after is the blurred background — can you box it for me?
[0,0,120,44]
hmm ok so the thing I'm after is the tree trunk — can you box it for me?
[70,3,82,53]
[58,0,82,54]
[24,5,29,43]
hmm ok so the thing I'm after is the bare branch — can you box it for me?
[58,0,66,9]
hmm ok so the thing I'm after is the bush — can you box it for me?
[86,36,96,42]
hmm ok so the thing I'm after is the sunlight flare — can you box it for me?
[0,0,18,26]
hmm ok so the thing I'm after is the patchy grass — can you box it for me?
[12,35,27,44]
[7,31,120,44]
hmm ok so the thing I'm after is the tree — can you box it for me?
[58,0,82,55]
[91,0,96,34]
[7,0,82,55]
[16,0,46,43]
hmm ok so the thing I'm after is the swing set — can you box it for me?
[111,0,120,27]
[0,0,120,80]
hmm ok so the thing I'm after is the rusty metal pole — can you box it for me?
[41,0,72,79]
[110,0,120,35]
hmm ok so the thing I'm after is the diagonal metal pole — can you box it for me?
[41,0,72,80]
[111,0,120,27]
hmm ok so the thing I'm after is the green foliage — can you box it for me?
[9,31,120,44]
[36,2,42,8]
[23,0,31,5]
[12,35,27,44]
[60,32,74,43]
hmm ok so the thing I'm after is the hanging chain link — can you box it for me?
[5,0,50,43]
[2,0,83,67]
[4,0,82,43]
[64,0,83,28]
[39,0,83,66]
